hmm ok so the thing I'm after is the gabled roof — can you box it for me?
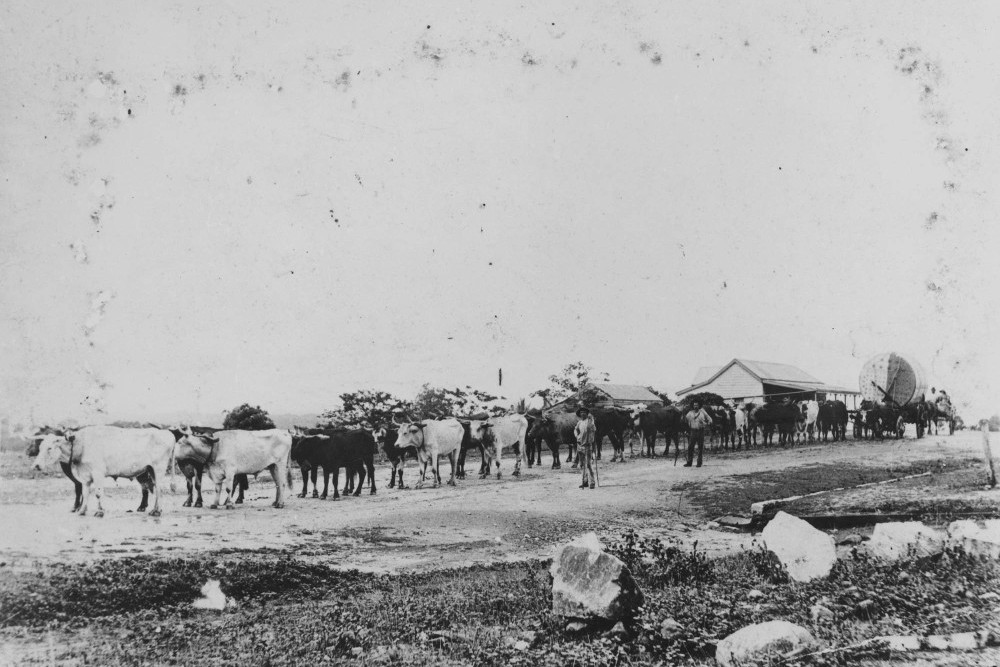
[589,383,662,402]
[679,358,858,396]
[692,366,719,384]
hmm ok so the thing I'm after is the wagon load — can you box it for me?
[858,353,929,439]
[858,353,927,407]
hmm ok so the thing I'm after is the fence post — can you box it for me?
[983,423,997,489]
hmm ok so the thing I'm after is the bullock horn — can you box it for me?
[392,414,404,426]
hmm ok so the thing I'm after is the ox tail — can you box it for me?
[286,450,293,489]
[169,442,178,494]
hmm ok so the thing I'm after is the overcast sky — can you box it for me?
[2,0,998,425]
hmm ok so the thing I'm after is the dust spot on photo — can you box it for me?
[195,73,207,89]
[69,241,88,265]
[98,71,118,87]
[943,181,956,192]
[78,133,102,148]
[83,290,115,341]
[173,83,188,97]
[924,212,939,230]
[925,281,942,293]
[416,41,444,63]
[650,53,662,65]
[522,52,539,66]
[335,70,351,89]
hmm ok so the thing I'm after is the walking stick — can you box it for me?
[593,445,600,487]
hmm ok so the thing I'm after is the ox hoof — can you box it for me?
[209,503,219,509]
[512,470,521,477]
[234,499,244,505]
[194,500,203,508]
[182,500,192,508]
[496,473,502,480]
[553,464,561,470]
[432,482,440,489]
[150,509,161,517]
[312,491,319,498]
[332,496,340,501]
[225,503,235,510]
[478,474,487,480]
[94,510,104,518]
[297,493,306,498]
[272,502,284,509]
[320,494,328,500]
[447,479,455,486]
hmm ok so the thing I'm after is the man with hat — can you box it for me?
[574,406,597,489]
[684,400,714,468]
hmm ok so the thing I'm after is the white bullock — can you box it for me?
[34,425,176,517]
[796,400,820,444]
[179,428,293,509]
[394,418,464,488]
[477,414,530,479]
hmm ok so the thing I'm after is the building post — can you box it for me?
[983,422,997,489]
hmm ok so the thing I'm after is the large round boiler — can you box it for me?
[858,353,928,406]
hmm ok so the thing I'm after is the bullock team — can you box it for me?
[25,393,924,518]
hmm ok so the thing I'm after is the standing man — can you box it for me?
[684,400,713,468]
[574,407,596,489]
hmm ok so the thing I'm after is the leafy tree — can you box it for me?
[539,361,610,402]
[223,404,276,430]
[412,384,507,419]
[319,390,412,430]
[646,387,673,405]
[678,392,726,409]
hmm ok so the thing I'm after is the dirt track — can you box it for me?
[0,431,987,572]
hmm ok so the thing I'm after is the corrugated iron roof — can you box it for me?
[739,359,822,383]
[589,383,662,402]
[680,358,858,396]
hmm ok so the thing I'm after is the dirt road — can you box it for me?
[0,431,984,572]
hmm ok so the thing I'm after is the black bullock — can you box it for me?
[290,429,376,500]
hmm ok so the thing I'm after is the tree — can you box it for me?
[646,387,673,405]
[679,392,726,408]
[223,404,276,430]
[539,361,610,402]
[412,384,508,419]
[319,390,412,430]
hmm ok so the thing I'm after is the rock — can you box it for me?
[550,532,645,622]
[518,630,538,645]
[867,522,945,562]
[761,512,836,582]
[925,635,950,650]
[980,591,1000,601]
[659,618,684,641]
[747,589,764,600]
[853,599,877,617]
[192,580,232,611]
[716,621,817,667]
[565,621,587,632]
[946,632,982,650]
[948,520,1000,559]
[513,640,529,651]
[837,533,863,546]
[350,647,363,657]
[809,604,834,623]
[875,635,920,651]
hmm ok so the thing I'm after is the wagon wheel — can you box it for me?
[895,415,906,439]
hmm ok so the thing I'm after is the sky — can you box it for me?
[2,0,999,425]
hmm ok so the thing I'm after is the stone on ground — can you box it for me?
[867,522,945,562]
[761,512,836,582]
[716,620,817,667]
[550,532,644,622]
[948,520,1000,559]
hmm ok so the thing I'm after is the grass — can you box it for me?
[2,534,1000,666]
[673,457,980,518]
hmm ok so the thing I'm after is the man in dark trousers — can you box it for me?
[574,407,596,489]
[684,400,713,467]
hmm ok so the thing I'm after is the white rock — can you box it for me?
[868,522,945,562]
[513,640,529,651]
[192,579,230,611]
[925,635,950,650]
[716,620,817,667]
[946,632,982,650]
[761,512,836,582]
[875,635,920,651]
[948,520,1000,559]
[550,532,644,621]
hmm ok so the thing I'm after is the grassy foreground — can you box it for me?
[2,532,999,666]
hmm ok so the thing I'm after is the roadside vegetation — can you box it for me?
[2,531,999,665]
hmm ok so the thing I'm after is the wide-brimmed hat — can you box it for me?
[575,407,590,417]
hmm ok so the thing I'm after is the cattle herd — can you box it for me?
[24,396,938,518]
